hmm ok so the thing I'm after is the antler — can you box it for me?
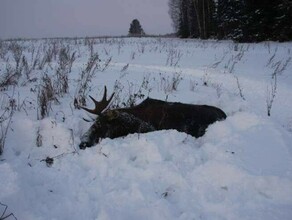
[81,86,114,115]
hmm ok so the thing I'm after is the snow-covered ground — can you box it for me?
[0,37,292,220]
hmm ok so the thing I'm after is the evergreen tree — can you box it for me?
[128,19,145,37]
[274,0,292,41]
[167,0,292,42]
[217,0,246,41]
[244,0,279,41]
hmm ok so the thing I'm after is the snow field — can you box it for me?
[0,37,292,219]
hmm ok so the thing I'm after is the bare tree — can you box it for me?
[168,0,181,33]
[192,0,215,39]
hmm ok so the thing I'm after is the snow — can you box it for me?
[0,37,292,219]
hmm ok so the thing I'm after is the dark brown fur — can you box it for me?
[79,98,226,149]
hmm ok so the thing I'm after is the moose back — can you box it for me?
[79,87,227,149]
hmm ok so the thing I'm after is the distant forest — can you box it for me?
[168,0,292,42]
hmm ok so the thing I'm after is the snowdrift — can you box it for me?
[0,38,292,220]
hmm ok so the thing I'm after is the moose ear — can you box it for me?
[105,110,120,121]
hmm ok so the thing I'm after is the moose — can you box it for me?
[79,87,227,149]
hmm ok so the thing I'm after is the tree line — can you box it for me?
[168,0,292,42]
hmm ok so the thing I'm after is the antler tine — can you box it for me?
[102,86,107,102]
[107,91,115,104]
[81,86,115,115]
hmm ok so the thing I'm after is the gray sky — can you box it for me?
[0,0,173,39]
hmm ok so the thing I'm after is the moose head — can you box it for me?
[79,86,227,149]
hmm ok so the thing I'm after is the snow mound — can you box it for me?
[1,38,292,220]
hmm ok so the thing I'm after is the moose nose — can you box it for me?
[79,142,89,150]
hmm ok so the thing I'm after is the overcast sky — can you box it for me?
[0,0,173,39]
